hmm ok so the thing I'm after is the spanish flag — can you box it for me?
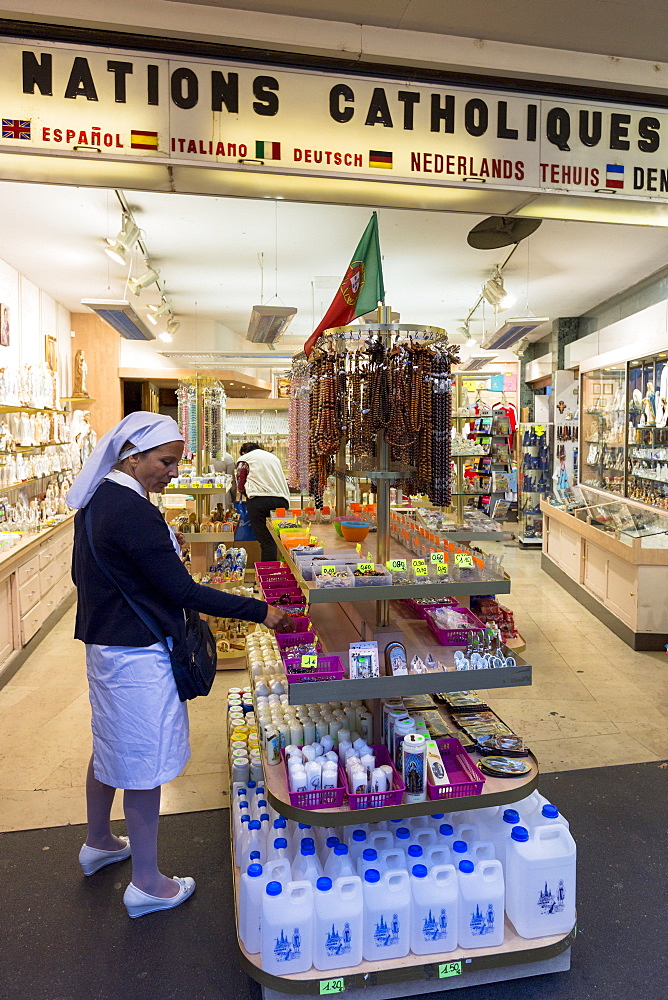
[131,130,159,150]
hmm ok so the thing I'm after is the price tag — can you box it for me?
[300,654,318,672]
[455,553,474,568]
[436,563,449,575]
[438,961,462,979]
[320,565,337,576]
[430,551,445,564]
[309,537,318,545]
[412,559,428,577]
[357,562,375,573]
[535,424,546,436]
[320,979,346,995]
[202,483,213,488]
[386,558,408,571]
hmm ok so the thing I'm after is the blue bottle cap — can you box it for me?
[326,836,340,849]
[298,823,312,830]
[273,818,287,829]
[247,781,257,789]
[256,786,266,795]
[542,804,559,819]
[248,820,261,831]
[364,869,381,883]
[249,851,261,861]
[259,814,270,824]
[237,788,247,796]
[317,877,333,891]
[266,881,282,896]
[240,814,250,825]
[431,814,445,820]
[334,843,349,856]
[459,860,474,874]
[352,829,367,842]
[247,863,263,877]
[362,848,377,861]
[439,823,454,836]
[239,800,249,810]
[503,809,520,824]
[511,826,529,842]
[396,827,410,840]
[412,864,428,878]
[274,837,287,849]
[389,818,402,825]
[302,837,315,846]
[301,843,315,855]
[453,840,467,854]
[257,800,268,809]
[408,845,423,858]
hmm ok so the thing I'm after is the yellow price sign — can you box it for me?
[534,425,546,436]
[357,563,375,573]
[386,558,407,571]
[201,483,213,488]
[300,654,318,672]
[455,553,474,568]
[430,551,446,564]
[412,559,428,577]
[320,565,337,576]
[436,563,449,575]
[309,537,318,545]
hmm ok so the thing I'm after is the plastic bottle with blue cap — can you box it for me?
[290,823,313,861]
[489,808,522,875]
[529,803,570,832]
[366,829,395,855]
[409,862,458,955]
[240,819,265,870]
[362,868,411,960]
[457,858,505,948]
[293,842,324,885]
[234,813,251,865]
[261,879,314,975]
[357,848,380,879]
[324,842,356,879]
[348,828,369,864]
[313,875,363,971]
[238,862,266,953]
[505,824,576,939]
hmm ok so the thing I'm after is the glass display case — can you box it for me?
[626,352,668,508]
[552,484,668,548]
[580,365,626,495]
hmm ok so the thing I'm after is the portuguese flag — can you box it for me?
[304,212,385,357]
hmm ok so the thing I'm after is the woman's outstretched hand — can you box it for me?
[263,605,295,632]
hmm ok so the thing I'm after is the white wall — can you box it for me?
[565,301,668,371]
[0,255,72,396]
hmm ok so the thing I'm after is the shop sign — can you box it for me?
[2,38,668,200]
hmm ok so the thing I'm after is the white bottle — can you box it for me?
[454,823,482,846]
[293,843,324,885]
[426,812,446,831]
[413,828,438,851]
[489,809,521,876]
[348,829,369,864]
[261,880,314,975]
[313,876,364,971]
[239,863,266,953]
[457,860,505,949]
[469,841,496,864]
[235,813,251,865]
[394,826,412,851]
[505,825,576,939]
[436,822,455,848]
[529,803,570,832]
[424,844,451,869]
[406,844,424,869]
[357,848,380,879]
[378,847,407,872]
[240,820,265,870]
[324,843,356,880]
[264,856,292,885]
[410,864,458,955]
[451,840,470,866]
[362,869,411,961]
[515,789,551,824]
[366,830,395,855]
[233,799,250,844]
[407,815,431,832]
[269,836,291,866]
[291,823,313,861]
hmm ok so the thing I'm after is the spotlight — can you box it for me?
[147,299,171,325]
[128,264,160,295]
[104,214,139,265]
[158,331,173,343]
[482,272,516,311]
[167,319,181,337]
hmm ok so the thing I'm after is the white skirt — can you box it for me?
[86,640,190,790]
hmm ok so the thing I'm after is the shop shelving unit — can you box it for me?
[518,423,551,548]
[232,317,574,998]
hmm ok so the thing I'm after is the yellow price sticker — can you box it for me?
[300,654,318,672]
[386,558,407,571]
[412,559,428,577]
[320,565,337,576]
[357,563,375,573]
[320,979,346,995]
[455,553,474,568]
[309,537,318,545]
[438,961,462,979]
[201,483,213,488]
[534,425,546,436]
[436,563,449,575]
[430,551,445,564]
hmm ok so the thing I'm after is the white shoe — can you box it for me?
[79,837,131,876]
[123,877,196,918]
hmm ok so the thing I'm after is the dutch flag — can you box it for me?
[606,163,624,189]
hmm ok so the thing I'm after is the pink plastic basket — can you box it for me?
[281,616,313,633]
[254,561,284,572]
[426,737,486,800]
[256,569,296,583]
[404,597,458,620]
[346,745,405,810]
[261,585,304,603]
[426,606,487,645]
[277,631,322,657]
[283,655,345,684]
[281,750,347,810]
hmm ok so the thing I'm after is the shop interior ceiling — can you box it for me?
[0,179,667,382]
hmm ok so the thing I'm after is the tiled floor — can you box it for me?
[0,544,666,832]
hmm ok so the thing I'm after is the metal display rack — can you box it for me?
[234,316,573,998]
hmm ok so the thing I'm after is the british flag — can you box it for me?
[2,119,31,140]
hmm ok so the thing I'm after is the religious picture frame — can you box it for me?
[45,334,58,372]
[0,304,9,347]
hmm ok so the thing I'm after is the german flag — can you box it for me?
[369,149,393,169]
[131,130,159,150]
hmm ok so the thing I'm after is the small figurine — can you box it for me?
[73,350,89,398]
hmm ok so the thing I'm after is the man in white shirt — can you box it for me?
[236,442,291,561]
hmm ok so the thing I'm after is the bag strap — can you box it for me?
[83,503,170,654]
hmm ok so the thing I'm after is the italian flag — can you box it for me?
[304,213,385,357]
[256,140,281,160]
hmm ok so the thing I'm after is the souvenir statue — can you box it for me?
[73,349,89,397]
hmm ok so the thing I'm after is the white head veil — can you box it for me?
[66,411,184,509]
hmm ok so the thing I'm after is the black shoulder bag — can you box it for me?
[83,504,217,701]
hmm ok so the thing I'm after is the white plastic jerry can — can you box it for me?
[457,860,505,949]
[409,864,458,955]
[238,863,266,953]
[261,880,314,975]
[313,876,364,971]
[362,869,411,961]
[505,825,576,939]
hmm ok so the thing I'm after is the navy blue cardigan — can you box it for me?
[72,480,268,648]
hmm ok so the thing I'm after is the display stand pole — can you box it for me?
[335,439,347,517]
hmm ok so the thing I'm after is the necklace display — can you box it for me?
[289,329,458,506]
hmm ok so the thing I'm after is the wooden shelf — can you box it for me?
[181,532,235,541]
[0,404,65,415]
[164,485,230,494]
